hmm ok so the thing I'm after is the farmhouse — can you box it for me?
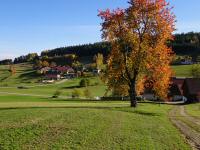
[40,67,51,74]
[169,77,185,101]
[45,73,61,80]
[182,78,200,103]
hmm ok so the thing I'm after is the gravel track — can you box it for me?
[169,106,200,150]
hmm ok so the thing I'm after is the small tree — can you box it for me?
[9,65,16,76]
[42,61,49,67]
[79,79,90,87]
[52,90,62,98]
[190,64,200,78]
[34,60,43,69]
[94,53,104,70]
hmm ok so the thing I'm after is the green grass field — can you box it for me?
[0,63,41,86]
[0,95,191,150]
[0,63,107,98]
[171,65,193,77]
[185,103,200,118]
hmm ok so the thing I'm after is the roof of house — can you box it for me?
[41,67,51,71]
[184,78,200,95]
[45,73,60,78]
[52,66,73,72]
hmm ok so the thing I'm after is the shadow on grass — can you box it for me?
[18,71,41,82]
[61,86,81,89]
[0,106,161,116]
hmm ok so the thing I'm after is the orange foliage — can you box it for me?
[99,0,175,105]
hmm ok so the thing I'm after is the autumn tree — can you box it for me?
[9,65,16,76]
[94,53,104,70]
[99,0,175,107]
[42,61,49,67]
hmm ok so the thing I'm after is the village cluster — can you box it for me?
[39,65,100,83]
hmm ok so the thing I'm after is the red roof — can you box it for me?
[52,66,72,72]
[45,74,60,79]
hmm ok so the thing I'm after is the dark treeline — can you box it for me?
[41,54,78,66]
[0,59,13,65]
[41,42,111,57]
[41,32,200,58]
[14,53,39,64]
[2,32,200,65]
[172,32,200,57]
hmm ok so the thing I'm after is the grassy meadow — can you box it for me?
[0,95,191,150]
[171,65,193,77]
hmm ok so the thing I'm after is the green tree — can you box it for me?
[34,60,43,69]
[52,90,62,98]
[79,79,90,87]
[190,64,200,78]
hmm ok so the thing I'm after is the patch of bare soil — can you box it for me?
[169,106,200,150]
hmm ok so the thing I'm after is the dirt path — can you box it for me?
[180,106,200,126]
[169,106,200,150]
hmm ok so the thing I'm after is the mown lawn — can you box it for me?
[185,103,200,118]
[171,65,192,77]
[0,95,191,150]
[0,76,107,98]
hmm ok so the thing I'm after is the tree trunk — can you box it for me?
[129,82,137,107]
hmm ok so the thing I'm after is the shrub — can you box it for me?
[79,79,90,87]
[72,89,81,98]
[84,88,92,98]
[190,64,200,78]
[52,90,62,98]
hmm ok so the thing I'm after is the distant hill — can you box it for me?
[172,32,200,58]
[40,32,200,58]
[41,42,111,58]
[1,32,200,65]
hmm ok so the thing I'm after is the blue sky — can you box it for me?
[0,0,200,60]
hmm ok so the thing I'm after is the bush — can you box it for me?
[52,90,62,98]
[79,79,90,87]
[84,88,92,98]
[72,89,82,98]
[17,86,29,89]
[190,64,200,78]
